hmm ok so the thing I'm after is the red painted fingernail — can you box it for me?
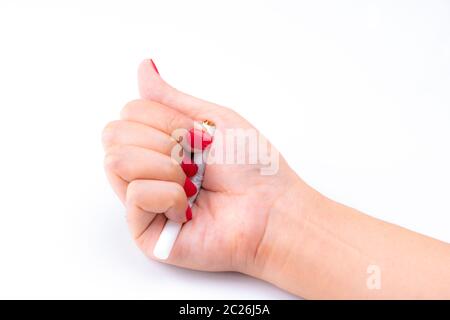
[188,128,213,150]
[181,160,198,177]
[183,178,197,197]
[185,206,192,221]
[150,59,159,75]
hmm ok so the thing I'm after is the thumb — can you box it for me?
[138,59,219,119]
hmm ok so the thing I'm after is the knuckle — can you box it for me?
[101,120,122,147]
[104,146,130,177]
[126,180,143,205]
[120,99,143,119]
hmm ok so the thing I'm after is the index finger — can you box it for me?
[121,99,194,136]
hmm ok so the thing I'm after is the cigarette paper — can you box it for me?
[153,120,216,260]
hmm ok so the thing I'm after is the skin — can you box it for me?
[102,59,450,299]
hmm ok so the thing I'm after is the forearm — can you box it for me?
[254,182,450,299]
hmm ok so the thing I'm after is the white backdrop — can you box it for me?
[0,0,449,299]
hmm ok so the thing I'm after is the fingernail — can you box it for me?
[188,128,213,150]
[150,59,159,75]
[181,160,198,177]
[183,178,197,197]
[185,206,192,221]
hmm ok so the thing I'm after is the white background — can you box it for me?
[0,0,449,299]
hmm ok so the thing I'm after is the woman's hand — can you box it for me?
[103,60,450,299]
[102,59,315,277]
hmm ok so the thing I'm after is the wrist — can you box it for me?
[246,178,326,285]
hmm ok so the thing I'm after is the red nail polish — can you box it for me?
[185,206,192,221]
[183,178,197,197]
[188,128,213,150]
[150,59,159,75]
[181,160,198,177]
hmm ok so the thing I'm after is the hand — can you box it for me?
[102,60,450,299]
[102,59,315,276]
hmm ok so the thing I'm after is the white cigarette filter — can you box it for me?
[153,120,216,260]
